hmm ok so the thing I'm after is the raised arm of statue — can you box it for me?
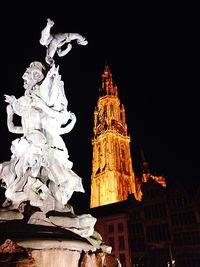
[40,18,88,65]
[6,105,23,134]
[59,112,77,135]
[5,95,24,134]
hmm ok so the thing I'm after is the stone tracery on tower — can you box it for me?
[90,65,166,208]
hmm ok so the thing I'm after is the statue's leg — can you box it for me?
[40,27,52,46]
[39,19,54,46]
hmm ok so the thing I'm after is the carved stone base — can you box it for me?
[0,221,119,266]
[0,239,120,267]
[0,220,97,249]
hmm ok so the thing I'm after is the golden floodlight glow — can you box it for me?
[90,65,166,208]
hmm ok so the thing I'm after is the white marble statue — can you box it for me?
[0,60,98,238]
[1,61,85,213]
[0,21,102,244]
[40,18,88,65]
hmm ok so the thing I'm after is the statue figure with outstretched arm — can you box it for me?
[40,18,88,65]
[1,62,85,213]
[0,21,100,242]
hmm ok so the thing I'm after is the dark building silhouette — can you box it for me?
[91,179,200,267]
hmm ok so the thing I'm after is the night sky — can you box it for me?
[0,1,199,211]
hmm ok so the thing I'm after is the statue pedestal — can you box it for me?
[29,249,84,267]
[0,240,119,267]
[0,221,119,267]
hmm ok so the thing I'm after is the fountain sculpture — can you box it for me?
[0,19,115,266]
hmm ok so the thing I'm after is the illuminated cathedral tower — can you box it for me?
[90,65,166,208]
[90,65,136,208]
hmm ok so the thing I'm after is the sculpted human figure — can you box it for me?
[40,18,88,65]
[1,61,84,213]
[0,21,103,242]
[1,62,48,209]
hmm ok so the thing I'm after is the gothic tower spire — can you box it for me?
[90,65,136,208]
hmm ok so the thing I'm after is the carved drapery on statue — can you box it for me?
[3,62,85,212]
[0,19,106,249]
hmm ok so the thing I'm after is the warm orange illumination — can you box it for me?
[90,66,166,208]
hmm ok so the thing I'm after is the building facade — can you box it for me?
[91,180,200,267]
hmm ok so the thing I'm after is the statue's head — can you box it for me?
[22,61,46,90]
